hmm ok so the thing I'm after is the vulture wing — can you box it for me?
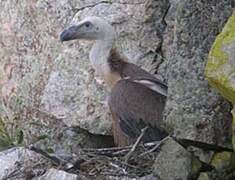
[109,78,168,146]
[108,50,168,145]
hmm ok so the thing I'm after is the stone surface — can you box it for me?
[153,137,193,180]
[205,11,235,150]
[197,173,210,180]
[30,117,114,155]
[0,147,47,180]
[205,11,235,104]
[158,0,233,144]
[36,168,78,180]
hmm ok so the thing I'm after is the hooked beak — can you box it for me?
[60,25,80,42]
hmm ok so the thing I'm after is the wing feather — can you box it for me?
[122,63,167,96]
[109,79,168,143]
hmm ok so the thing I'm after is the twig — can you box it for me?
[99,172,137,178]
[139,138,166,157]
[83,146,131,157]
[125,126,148,163]
[109,161,127,175]
[83,142,156,157]
[83,145,131,153]
[83,141,161,156]
[112,149,130,156]
[27,145,68,167]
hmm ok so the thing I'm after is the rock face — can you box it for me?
[36,168,78,180]
[205,11,235,150]
[205,12,235,177]
[158,0,233,144]
[0,147,46,179]
[153,137,193,180]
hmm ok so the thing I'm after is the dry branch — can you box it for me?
[125,126,148,163]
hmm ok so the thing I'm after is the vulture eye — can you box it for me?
[85,22,91,28]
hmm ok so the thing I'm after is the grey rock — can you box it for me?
[36,168,78,180]
[51,126,114,150]
[153,137,192,180]
[139,174,158,180]
[0,147,46,180]
[0,0,100,151]
[0,0,117,145]
[107,174,158,180]
[31,119,114,155]
[158,0,233,144]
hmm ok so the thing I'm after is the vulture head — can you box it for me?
[60,16,116,42]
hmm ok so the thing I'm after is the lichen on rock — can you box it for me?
[205,10,235,150]
[205,9,235,179]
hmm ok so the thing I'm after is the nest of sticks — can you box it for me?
[2,127,160,179]
[29,139,161,178]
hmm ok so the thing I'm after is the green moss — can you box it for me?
[191,156,202,176]
[207,77,235,104]
[206,14,235,71]
[205,13,235,104]
[211,152,232,170]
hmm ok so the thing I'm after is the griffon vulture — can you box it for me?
[60,16,168,146]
